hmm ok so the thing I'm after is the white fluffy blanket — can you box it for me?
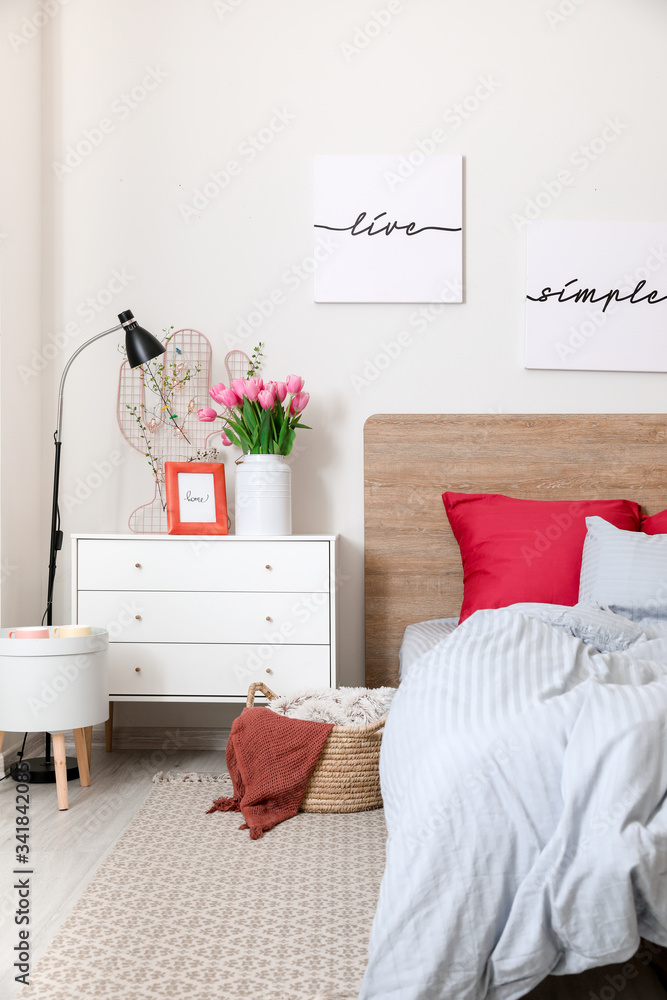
[267,686,395,726]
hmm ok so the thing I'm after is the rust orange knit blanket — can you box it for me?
[207,707,333,839]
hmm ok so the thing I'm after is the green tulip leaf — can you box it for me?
[259,408,271,453]
[283,427,296,456]
[243,398,258,435]
[224,426,243,450]
[224,419,252,450]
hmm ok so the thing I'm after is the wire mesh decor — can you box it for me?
[224,349,253,386]
[117,328,249,533]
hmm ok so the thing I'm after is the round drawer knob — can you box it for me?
[265,616,272,622]
[265,564,271,570]
[265,668,272,675]
[135,563,141,569]
[135,667,141,673]
[135,615,142,621]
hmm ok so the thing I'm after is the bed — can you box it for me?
[362,414,667,1000]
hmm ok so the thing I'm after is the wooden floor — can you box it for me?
[0,727,227,1000]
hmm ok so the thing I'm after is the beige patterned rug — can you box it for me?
[23,773,387,1000]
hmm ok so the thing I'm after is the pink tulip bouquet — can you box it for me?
[197,375,310,455]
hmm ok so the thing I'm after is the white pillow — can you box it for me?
[578,515,667,621]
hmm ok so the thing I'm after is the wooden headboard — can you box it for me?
[364,413,667,688]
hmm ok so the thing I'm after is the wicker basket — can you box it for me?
[246,682,386,813]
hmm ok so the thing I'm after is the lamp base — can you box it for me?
[10,756,79,783]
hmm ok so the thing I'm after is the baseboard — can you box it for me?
[2,727,226,772]
[1,732,35,773]
[112,726,230,751]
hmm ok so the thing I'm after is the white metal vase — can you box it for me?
[234,453,292,536]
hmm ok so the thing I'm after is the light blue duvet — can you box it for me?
[359,604,667,1000]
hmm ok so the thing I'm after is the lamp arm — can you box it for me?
[47,320,123,626]
[55,322,122,441]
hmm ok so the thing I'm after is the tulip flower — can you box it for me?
[289,391,310,415]
[257,388,276,410]
[268,380,287,402]
[218,387,242,408]
[199,352,311,456]
[197,407,218,422]
[209,383,228,405]
[243,379,261,402]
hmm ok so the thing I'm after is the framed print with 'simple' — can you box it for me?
[525,221,667,371]
[165,462,228,535]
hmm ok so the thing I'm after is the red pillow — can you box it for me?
[442,492,641,623]
[641,509,667,534]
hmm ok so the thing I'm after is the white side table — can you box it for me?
[0,629,109,810]
[71,534,338,749]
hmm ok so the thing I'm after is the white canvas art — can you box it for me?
[313,154,463,303]
[525,221,667,371]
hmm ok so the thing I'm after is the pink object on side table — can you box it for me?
[8,627,49,639]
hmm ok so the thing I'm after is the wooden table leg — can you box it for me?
[52,733,69,811]
[84,726,93,768]
[73,729,91,788]
[0,731,4,754]
[105,701,114,753]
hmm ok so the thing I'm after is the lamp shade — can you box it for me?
[118,310,166,368]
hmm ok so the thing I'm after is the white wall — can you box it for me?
[0,2,50,751]
[0,2,46,628]
[6,0,667,728]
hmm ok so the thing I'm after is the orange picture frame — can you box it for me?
[164,462,228,535]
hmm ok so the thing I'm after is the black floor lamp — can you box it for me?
[17,310,166,784]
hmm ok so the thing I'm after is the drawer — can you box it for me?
[108,643,331,697]
[77,591,330,645]
[76,538,330,593]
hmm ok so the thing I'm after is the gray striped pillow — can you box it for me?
[578,515,667,620]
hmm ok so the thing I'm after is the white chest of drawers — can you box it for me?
[71,534,337,744]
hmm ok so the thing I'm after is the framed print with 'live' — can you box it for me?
[165,462,228,535]
[525,221,667,371]
[314,154,463,303]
